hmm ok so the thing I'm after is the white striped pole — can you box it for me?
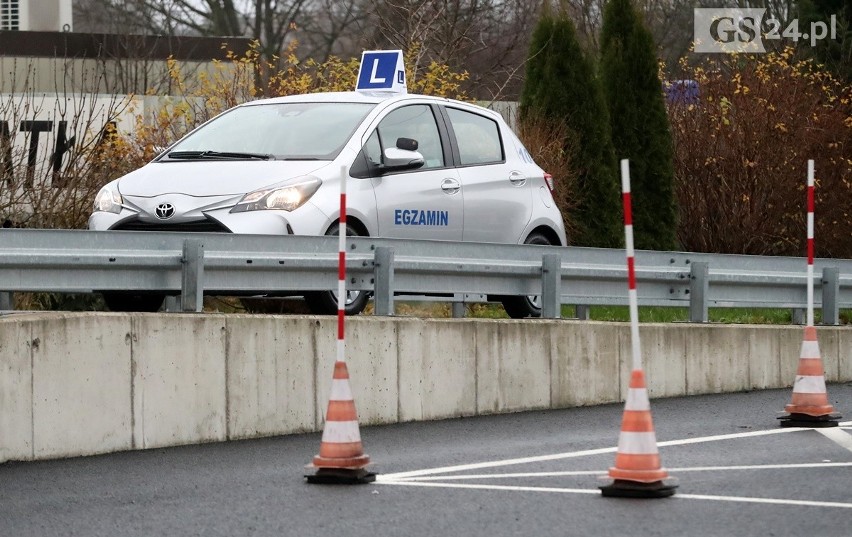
[621,159,642,371]
[778,158,839,428]
[806,159,815,328]
[601,160,676,497]
[337,165,348,363]
[306,165,373,481]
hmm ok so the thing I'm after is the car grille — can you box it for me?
[112,219,232,233]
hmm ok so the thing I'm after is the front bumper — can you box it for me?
[88,201,332,236]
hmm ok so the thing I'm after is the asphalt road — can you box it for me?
[2,386,852,537]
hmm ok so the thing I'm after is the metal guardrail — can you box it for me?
[0,229,850,323]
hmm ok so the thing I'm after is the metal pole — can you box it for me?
[451,299,465,318]
[181,239,204,312]
[689,262,709,323]
[542,253,561,319]
[373,246,395,316]
[821,267,839,326]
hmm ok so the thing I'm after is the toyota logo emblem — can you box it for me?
[155,203,175,220]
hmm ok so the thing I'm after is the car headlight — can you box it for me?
[93,187,123,214]
[231,177,322,213]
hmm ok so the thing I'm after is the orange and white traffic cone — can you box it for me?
[779,326,841,428]
[305,361,375,484]
[600,369,676,498]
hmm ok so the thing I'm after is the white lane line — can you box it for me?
[676,493,852,510]
[379,427,798,480]
[816,428,852,452]
[391,471,603,481]
[378,480,599,495]
[377,446,617,481]
[388,462,852,482]
[378,480,852,509]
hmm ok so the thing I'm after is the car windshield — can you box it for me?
[165,102,376,160]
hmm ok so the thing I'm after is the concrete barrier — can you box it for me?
[0,312,848,463]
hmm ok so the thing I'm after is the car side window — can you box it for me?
[364,131,382,167]
[446,107,504,166]
[376,105,445,169]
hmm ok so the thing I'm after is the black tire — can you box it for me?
[500,232,552,319]
[304,223,370,315]
[102,292,165,312]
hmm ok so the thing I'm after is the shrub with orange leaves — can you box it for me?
[668,48,852,258]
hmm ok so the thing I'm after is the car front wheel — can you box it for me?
[304,223,370,315]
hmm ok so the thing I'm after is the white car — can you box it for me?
[89,91,567,317]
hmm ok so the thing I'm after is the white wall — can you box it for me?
[2,312,849,463]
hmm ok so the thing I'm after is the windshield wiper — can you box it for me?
[167,150,274,160]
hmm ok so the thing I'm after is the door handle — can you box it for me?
[509,171,527,186]
[441,178,461,194]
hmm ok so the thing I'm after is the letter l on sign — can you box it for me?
[369,59,386,84]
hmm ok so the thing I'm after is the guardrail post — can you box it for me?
[821,267,840,326]
[164,296,180,312]
[452,297,465,318]
[792,309,805,325]
[574,305,589,320]
[373,246,394,316]
[689,261,709,323]
[0,292,12,310]
[542,253,561,319]
[181,239,204,312]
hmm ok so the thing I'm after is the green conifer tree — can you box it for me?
[799,0,851,83]
[601,0,677,250]
[520,13,622,248]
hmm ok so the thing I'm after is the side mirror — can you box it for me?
[383,147,424,171]
[396,137,418,151]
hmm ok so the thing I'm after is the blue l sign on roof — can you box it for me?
[356,50,407,94]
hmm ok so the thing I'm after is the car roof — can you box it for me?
[243,91,442,106]
[241,91,504,121]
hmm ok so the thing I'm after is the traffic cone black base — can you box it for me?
[305,467,376,485]
[600,479,677,499]
[778,412,841,428]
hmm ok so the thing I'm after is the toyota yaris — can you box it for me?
[89,91,567,317]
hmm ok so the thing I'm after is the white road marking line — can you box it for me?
[378,480,599,495]
[377,447,617,480]
[676,493,852,510]
[816,428,852,452]
[390,471,603,481]
[388,462,852,482]
[655,428,798,448]
[378,480,852,509]
[382,422,852,481]
[380,427,798,480]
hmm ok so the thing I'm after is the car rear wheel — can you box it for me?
[304,223,370,315]
[499,232,552,319]
[102,292,165,313]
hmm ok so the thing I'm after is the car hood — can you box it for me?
[117,160,329,197]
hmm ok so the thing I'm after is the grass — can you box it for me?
[378,301,851,325]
